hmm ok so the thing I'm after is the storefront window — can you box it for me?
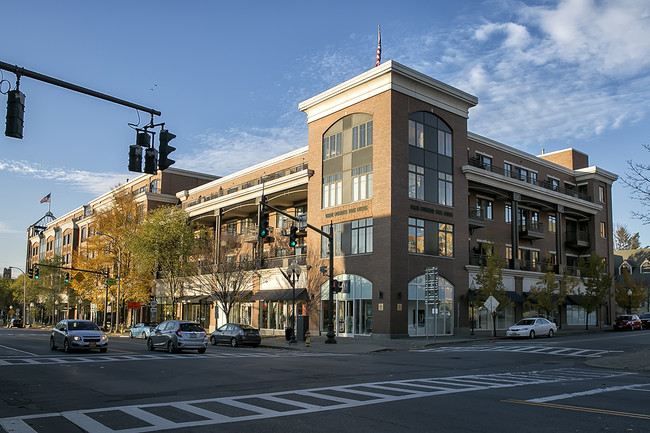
[407,274,454,336]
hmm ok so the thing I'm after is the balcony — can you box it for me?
[519,221,545,240]
[468,207,486,230]
[467,156,591,201]
[566,230,590,249]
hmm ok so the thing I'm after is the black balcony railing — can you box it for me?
[565,230,590,248]
[467,157,591,201]
[519,221,545,239]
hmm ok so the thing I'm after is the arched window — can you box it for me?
[407,274,454,336]
[408,112,453,205]
[322,114,373,209]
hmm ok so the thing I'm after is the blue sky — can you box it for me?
[1,0,649,274]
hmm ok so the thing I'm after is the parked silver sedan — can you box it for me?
[50,319,109,352]
[129,322,157,339]
[506,317,557,339]
[147,320,207,353]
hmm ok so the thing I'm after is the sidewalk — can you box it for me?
[259,330,650,372]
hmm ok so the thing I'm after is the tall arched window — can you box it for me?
[322,114,373,209]
[407,274,454,336]
[408,112,453,206]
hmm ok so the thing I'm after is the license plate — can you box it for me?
[190,334,196,338]
[89,343,96,347]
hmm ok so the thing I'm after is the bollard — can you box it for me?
[305,330,311,347]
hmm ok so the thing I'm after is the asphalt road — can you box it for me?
[1,328,649,432]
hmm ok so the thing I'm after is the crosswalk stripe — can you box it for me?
[416,345,619,358]
[0,368,632,433]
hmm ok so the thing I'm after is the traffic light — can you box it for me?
[128,145,143,172]
[332,280,342,293]
[259,206,270,238]
[27,267,33,279]
[5,89,25,139]
[33,266,39,279]
[143,147,158,175]
[64,272,70,283]
[158,129,176,171]
[289,225,298,248]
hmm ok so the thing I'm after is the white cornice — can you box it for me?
[298,60,478,123]
[468,132,617,183]
[178,146,309,198]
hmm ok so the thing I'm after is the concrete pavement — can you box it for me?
[259,329,650,372]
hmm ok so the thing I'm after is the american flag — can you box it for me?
[376,25,381,67]
[40,193,51,204]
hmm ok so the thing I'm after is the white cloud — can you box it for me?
[0,159,126,195]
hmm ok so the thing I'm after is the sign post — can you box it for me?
[425,267,439,342]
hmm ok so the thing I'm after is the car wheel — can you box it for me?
[147,338,154,351]
[230,337,238,347]
[548,329,554,338]
[529,330,535,339]
[210,336,217,346]
[141,331,147,339]
[49,337,57,351]
[129,331,134,338]
[198,348,206,354]
[167,341,176,353]
[63,339,71,353]
[99,348,107,353]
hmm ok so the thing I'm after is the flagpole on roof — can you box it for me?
[376,25,381,67]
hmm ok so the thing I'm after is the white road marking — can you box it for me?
[0,344,38,356]
[0,368,632,433]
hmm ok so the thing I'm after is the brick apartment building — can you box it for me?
[27,61,617,338]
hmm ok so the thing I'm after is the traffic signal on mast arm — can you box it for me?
[289,225,298,248]
[128,145,143,172]
[5,89,26,139]
[33,266,39,279]
[259,206,270,238]
[64,272,70,283]
[27,267,33,279]
[158,129,176,171]
[143,147,158,175]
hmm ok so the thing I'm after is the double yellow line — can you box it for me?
[504,399,650,420]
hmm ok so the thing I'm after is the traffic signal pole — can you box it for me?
[0,60,161,117]
[260,198,336,344]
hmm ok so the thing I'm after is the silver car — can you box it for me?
[50,319,109,352]
[147,320,207,353]
[506,317,557,339]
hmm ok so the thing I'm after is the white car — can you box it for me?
[506,318,557,339]
[50,319,109,352]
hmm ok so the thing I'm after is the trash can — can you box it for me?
[296,315,309,342]
[285,327,293,341]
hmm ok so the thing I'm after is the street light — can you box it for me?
[627,289,632,314]
[96,231,121,332]
[286,261,301,345]
[8,266,28,326]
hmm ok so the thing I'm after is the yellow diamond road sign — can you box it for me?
[74,272,85,283]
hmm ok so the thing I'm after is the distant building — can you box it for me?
[614,248,650,312]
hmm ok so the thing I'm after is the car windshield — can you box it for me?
[617,316,634,321]
[69,321,100,331]
[516,319,536,326]
[180,323,203,332]
[641,313,650,318]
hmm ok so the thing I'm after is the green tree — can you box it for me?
[613,224,641,251]
[614,267,647,314]
[474,243,510,337]
[131,205,201,320]
[528,260,578,321]
[579,252,614,330]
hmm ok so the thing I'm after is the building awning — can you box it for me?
[178,295,210,303]
[505,291,526,303]
[565,295,585,305]
[250,288,306,301]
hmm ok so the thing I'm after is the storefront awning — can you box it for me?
[250,288,306,301]
[178,295,210,303]
[505,291,526,303]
